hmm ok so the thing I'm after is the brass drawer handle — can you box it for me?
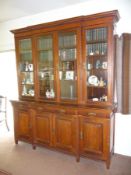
[37,107,43,111]
[87,112,96,116]
[59,109,66,113]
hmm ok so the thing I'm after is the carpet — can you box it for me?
[0,170,11,175]
[1,132,131,175]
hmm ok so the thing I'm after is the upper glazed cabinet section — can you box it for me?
[11,10,119,106]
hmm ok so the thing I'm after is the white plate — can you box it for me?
[88,75,98,85]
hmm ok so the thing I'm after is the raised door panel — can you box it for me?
[34,113,52,146]
[54,114,77,153]
[80,116,104,157]
[82,120,103,154]
[17,110,31,140]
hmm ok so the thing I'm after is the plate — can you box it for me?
[88,75,98,86]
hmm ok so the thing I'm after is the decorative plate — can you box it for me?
[88,75,98,86]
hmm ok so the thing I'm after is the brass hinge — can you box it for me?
[52,128,55,133]
[80,131,83,140]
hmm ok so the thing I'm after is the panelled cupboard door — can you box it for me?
[54,113,78,153]
[34,112,52,146]
[16,109,32,142]
[16,37,35,100]
[79,115,109,159]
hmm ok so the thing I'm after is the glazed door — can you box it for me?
[17,38,35,99]
[54,113,78,154]
[83,26,109,103]
[36,34,56,100]
[34,112,53,146]
[58,30,79,102]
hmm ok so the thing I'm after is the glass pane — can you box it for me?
[38,35,55,99]
[59,32,77,100]
[19,39,35,97]
[19,39,32,50]
[86,27,108,102]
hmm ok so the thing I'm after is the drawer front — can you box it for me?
[78,108,110,118]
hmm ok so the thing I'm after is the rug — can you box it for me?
[0,170,11,175]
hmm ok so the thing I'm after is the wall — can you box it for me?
[0,0,131,51]
[0,51,18,131]
[115,113,131,156]
[0,0,131,156]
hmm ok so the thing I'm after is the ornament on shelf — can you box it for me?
[46,89,55,98]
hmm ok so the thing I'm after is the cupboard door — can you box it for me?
[16,109,32,142]
[80,115,108,158]
[58,31,78,101]
[54,113,78,153]
[34,112,52,146]
[83,27,108,102]
[18,38,35,98]
[36,34,56,100]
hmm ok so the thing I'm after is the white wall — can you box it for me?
[0,0,131,156]
[115,113,131,156]
[0,0,131,51]
[0,51,18,131]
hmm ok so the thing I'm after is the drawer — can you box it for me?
[78,108,110,118]
[57,107,77,115]
[18,102,29,110]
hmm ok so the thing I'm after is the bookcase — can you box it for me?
[11,10,119,168]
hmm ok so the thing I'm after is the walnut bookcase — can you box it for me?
[11,10,119,168]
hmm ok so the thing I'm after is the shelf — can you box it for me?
[38,48,53,52]
[60,79,76,81]
[20,49,32,52]
[59,58,76,61]
[87,55,107,58]
[39,79,54,81]
[59,70,75,72]
[21,83,34,85]
[61,97,77,100]
[87,68,107,71]
[22,94,34,97]
[59,45,76,50]
[39,68,54,71]
[87,99,107,102]
[87,85,107,88]
[87,40,107,44]
[21,71,34,73]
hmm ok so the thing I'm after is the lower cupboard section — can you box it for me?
[11,101,115,169]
